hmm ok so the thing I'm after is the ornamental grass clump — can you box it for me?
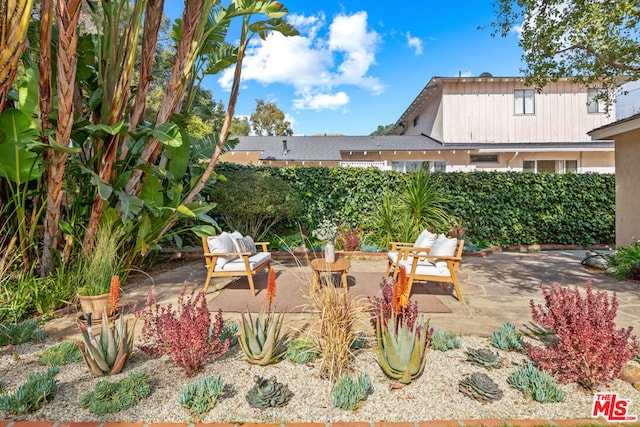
[137,284,230,377]
[526,280,640,390]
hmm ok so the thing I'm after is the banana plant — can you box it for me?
[238,304,288,365]
[76,313,136,377]
[374,311,432,385]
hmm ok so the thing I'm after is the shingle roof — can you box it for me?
[232,135,613,161]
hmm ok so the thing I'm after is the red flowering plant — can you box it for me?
[369,268,419,333]
[526,280,639,390]
[137,283,230,376]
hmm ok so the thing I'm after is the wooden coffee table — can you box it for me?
[310,257,351,291]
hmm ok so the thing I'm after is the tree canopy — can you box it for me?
[370,124,393,136]
[490,0,640,103]
[250,99,293,136]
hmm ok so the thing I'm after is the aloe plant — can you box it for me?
[373,312,432,385]
[76,314,136,377]
[238,305,288,365]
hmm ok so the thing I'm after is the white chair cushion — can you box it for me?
[414,230,438,248]
[220,252,271,271]
[207,232,237,268]
[399,259,451,277]
[236,236,257,255]
[428,235,458,273]
[387,251,399,263]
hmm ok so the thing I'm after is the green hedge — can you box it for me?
[212,164,615,247]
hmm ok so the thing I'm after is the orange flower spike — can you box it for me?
[265,267,277,307]
[397,268,409,309]
[108,275,120,316]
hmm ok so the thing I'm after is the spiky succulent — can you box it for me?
[508,362,565,403]
[179,375,225,420]
[331,373,372,410]
[458,372,504,403]
[465,347,503,369]
[374,312,432,385]
[246,375,292,408]
[238,305,288,365]
[490,321,524,351]
[76,314,136,376]
[430,328,462,351]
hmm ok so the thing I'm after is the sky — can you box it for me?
[164,2,637,136]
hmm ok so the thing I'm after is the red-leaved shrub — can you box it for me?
[137,284,230,376]
[338,230,361,251]
[526,280,639,390]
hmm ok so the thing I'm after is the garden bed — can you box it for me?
[1,333,638,423]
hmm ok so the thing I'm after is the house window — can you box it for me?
[514,89,535,115]
[413,115,419,127]
[391,161,445,172]
[470,154,499,163]
[523,159,578,173]
[587,88,606,113]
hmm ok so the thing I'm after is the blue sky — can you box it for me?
[164,2,635,135]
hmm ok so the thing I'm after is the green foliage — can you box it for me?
[0,319,44,346]
[238,305,289,365]
[490,321,524,351]
[77,223,123,296]
[179,375,224,421]
[399,168,451,237]
[214,165,615,248]
[430,328,462,351]
[77,315,136,376]
[285,336,319,364]
[465,348,504,370]
[39,340,82,366]
[246,375,292,408]
[0,380,4,394]
[508,362,565,403]
[0,366,58,414]
[458,372,504,403]
[80,371,151,415]
[608,242,640,280]
[331,372,372,410]
[206,167,302,241]
[350,331,368,349]
[250,99,293,136]
[217,320,239,348]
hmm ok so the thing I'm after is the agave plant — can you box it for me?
[373,312,432,385]
[76,313,136,377]
[238,305,288,365]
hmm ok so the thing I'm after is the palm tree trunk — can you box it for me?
[38,0,53,130]
[41,0,82,276]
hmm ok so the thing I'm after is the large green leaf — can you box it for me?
[0,109,42,183]
[165,129,191,179]
[140,175,164,206]
[151,123,182,147]
[117,191,144,222]
[79,166,113,200]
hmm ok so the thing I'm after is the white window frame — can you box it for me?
[587,88,607,114]
[523,159,578,173]
[391,160,445,173]
[514,89,535,115]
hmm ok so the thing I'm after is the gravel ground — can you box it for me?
[2,334,639,423]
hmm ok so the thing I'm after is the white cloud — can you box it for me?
[217,11,383,110]
[293,90,350,111]
[406,32,423,55]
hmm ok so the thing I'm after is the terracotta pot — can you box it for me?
[78,293,111,320]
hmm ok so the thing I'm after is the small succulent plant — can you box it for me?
[508,362,565,403]
[0,319,45,346]
[80,371,151,415]
[430,328,462,351]
[239,306,288,365]
[39,340,83,366]
[331,373,372,410]
[0,366,58,414]
[374,312,432,385]
[285,336,319,364]
[465,347,503,369]
[490,321,524,351]
[246,375,292,408]
[458,372,504,403]
[179,375,225,421]
[76,314,136,376]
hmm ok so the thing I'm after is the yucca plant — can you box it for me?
[76,314,136,377]
[238,305,288,365]
[374,311,432,385]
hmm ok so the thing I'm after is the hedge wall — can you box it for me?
[212,164,615,247]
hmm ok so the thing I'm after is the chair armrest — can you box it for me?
[254,242,270,252]
[203,251,251,257]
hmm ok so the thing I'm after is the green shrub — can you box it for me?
[285,336,319,364]
[430,328,462,351]
[0,366,58,414]
[508,362,565,403]
[608,242,640,280]
[490,321,524,351]
[331,372,372,410]
[80,371,151,415]
[0,319,45,346]
[39,340,82,366]
[178,375,224,421]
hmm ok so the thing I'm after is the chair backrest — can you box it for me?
[450,239,465,272]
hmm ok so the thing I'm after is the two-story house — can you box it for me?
[220,74,616,173]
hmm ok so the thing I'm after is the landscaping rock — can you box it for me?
[620,365,640,391]
[581,251,608,270]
